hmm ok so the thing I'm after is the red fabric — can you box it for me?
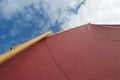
[1,24,120,80]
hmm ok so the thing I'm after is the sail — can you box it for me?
[0,23,120,80]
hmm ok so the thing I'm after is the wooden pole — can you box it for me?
[0,32,52,64]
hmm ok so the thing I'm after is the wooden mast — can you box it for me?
[0,32,52,64]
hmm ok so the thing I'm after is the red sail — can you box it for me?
[0,23,120,80]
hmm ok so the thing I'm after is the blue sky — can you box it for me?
[0,0,86,53]
[0,0,120,53]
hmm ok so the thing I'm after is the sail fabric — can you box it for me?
[0,24,120,80]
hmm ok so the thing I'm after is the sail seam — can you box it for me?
[45,40,72,80]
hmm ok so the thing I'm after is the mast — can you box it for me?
[0,32,52,64]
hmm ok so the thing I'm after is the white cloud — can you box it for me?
[40,0,81,25]
[1,0,120,32]
[0,0,82,52]
[1,0,120,53]
[62,0,120,29]
[0,0,81,22]
[0,0,84,44]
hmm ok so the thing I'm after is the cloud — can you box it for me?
[0,0,84,50]
[0,0,39,19]
[1,0,120,32]
[0,0,84,38]
[0,0,84,36]
[0,0,81,23]
[62,0,120,29]
[2,0,120,53]
[0,0,85,53]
